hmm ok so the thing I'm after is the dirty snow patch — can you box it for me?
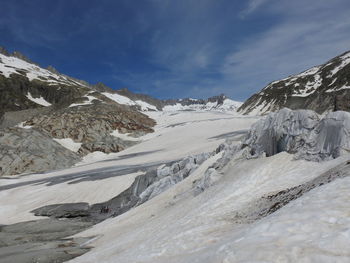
[111,130,141,141]
[53,138,82,152]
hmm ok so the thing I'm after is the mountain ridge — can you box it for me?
[239,50,350,115]
[0,46,241,113]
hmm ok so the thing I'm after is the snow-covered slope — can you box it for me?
[1,108,350,262]
[102,92,158,111]
[0,110,258,224]
[70,153,350,263]
[239,50,350,115]
[0,53,87,87]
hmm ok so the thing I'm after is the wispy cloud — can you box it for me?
[239,0,268,18]
[221,0,350,98]
[2,0,350,101]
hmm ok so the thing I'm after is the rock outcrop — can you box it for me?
[24,103,155,156]
[0,48,158,176]
[0,127,81,176]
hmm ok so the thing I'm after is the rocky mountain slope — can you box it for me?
[0,46,241,114]
[239,50,350,115]
[0,47,157,176]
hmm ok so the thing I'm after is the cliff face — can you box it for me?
[239,51,350,115]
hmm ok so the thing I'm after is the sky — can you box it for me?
[1,0,350,101]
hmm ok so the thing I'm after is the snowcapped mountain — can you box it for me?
[0,51,88,88]
[0,47,242,177]
[239,50,350,115]
[2,46,350,263]
[162,94,242,112]
[0,47,241,114]
[103,89,243,112]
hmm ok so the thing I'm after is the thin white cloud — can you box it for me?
[239,0,268,18]
[222,0,350,98]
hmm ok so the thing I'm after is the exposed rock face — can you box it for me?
[24,103,155,155]
[0,127,81,176]
[0,48,158,176]
[0,218,93,263]
[239,50,350,115]
[92,82,115,93]
[242,108,350,161]
[0,73,90,113]
[32,203,90,218]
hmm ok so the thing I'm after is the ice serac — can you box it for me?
[139,153,212,203]
[243,108,319,157]
[239,50,350,115]
[299,111,350,161]
[242,108,350,161]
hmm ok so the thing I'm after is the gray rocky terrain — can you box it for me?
[0,218,93,263]
[0,47,158,176]
[0,102,155,176]
[0,127,80,176]
[24,103,155,156]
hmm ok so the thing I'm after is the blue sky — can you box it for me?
[1,0,350,100]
